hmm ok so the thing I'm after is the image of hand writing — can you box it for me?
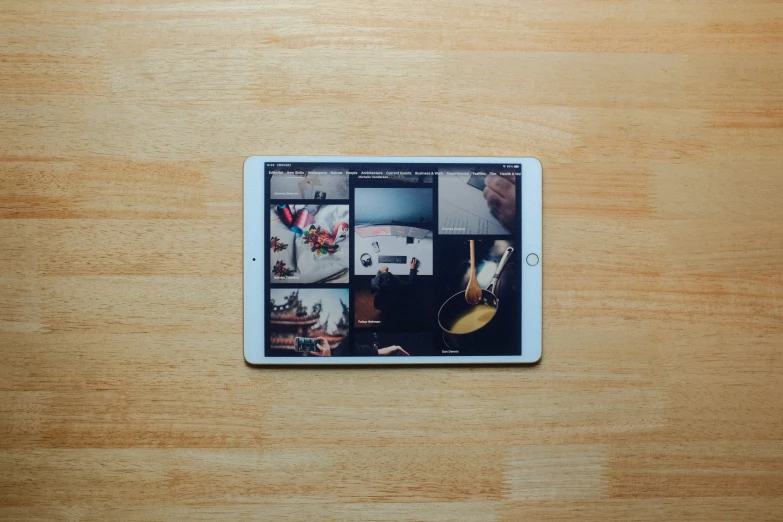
[483,174,516,231]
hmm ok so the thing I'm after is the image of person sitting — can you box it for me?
[370,257,420,313]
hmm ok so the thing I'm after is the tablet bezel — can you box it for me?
[244,156,542,365]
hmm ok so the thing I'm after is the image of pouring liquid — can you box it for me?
[437,244,515,352]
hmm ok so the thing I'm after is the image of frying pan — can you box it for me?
[437,246,514,351]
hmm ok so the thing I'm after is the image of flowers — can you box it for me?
[270,236,288,252]
[302,225,339,256]
[273,260,295,278]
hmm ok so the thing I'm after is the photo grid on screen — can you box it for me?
[264,162,522,358]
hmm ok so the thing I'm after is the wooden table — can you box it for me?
[2,1,782,519]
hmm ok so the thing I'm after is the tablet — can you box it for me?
[244,156,542,365]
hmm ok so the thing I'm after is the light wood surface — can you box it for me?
[1,1,782,520]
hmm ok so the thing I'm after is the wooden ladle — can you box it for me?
[465,240,483,305]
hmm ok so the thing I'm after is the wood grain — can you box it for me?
[1,0,782,519]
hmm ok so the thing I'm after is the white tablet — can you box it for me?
[244,156,542,365]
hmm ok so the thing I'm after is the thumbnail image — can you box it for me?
[269,165,350,200]
[353,188,434,276]
[268,288,349,357]
[353,332,436,357]
[353,273,434,330]
[435,239,518,356]
[438,166,517,235]
[270,204,349,284]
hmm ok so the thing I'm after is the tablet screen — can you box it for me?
[263,161,522,358]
